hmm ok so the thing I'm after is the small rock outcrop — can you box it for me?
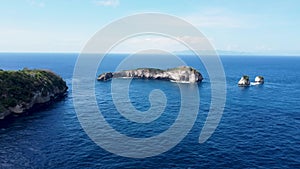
[98,72,113,81]
[255,76,264,84]
[97,66,203,83]
[0,69,68,120]
[238,75,250,86]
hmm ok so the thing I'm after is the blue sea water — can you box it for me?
[0,53,300,168]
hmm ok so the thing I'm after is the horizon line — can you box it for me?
[0,51,300,57]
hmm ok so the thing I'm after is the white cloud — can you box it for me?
[184,8,245,28]
[110,35,214,53]
[94,0,120,7]
[110,36,180,53]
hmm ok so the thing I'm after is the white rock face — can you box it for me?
[8,105,23,114]
[97,66,203,83]
[167,66,202,83]
[238,75,250,86]
[7,87,66,116]
[255,76,264,84]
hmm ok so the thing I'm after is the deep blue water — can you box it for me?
[0,53,300,168]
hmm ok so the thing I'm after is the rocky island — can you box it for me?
[97,66,203,83]
[238,75,250,86]
[238,75,264,86]
[0,69,68,120]
[254,76,264,84]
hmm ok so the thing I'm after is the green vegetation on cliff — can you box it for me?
[0,68,67,119]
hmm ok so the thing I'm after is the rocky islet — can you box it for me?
[0,69,68,120]
[97,66,203,83]
[238,75,264,86]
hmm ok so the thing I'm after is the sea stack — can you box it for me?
[238,75,250,87]
[97,66,203,83]
[255,76,264,84]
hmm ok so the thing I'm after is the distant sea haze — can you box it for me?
[0,53,299,168]
[174,49,300,56]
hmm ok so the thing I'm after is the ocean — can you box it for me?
[0,53,299,168]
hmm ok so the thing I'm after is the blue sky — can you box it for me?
[0,0,300,54]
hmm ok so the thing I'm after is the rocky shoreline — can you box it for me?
[0,69,68,120]
[97,66,203,83]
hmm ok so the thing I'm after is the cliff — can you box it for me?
[97,66,203,83]
[0,69,68,120]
